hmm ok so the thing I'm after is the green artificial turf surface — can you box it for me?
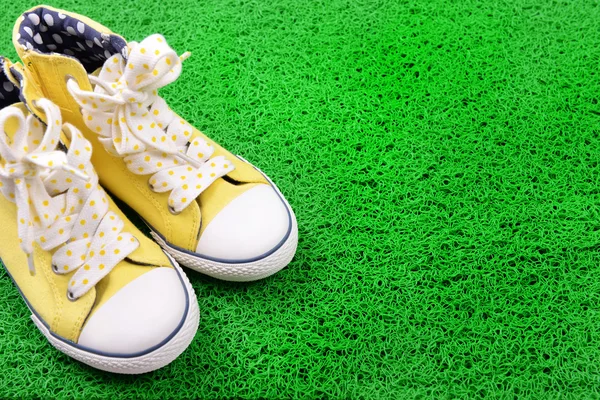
[2,0,600,398]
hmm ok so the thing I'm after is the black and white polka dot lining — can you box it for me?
[0,58,20,110]
[17,7,127,73]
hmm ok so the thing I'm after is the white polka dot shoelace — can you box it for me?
[0,99,139,300]
[67,34,235,214]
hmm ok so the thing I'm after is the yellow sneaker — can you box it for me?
[13,5,298,282]
[0,58,198,374]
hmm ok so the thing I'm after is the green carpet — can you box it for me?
[1,0,600,398]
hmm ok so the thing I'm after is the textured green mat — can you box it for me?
[2,0,600,398]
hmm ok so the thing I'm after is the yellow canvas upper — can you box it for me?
[0,193,96,341]
[14,5,270,252]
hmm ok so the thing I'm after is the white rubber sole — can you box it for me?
[151,163,298,282]
[30,261,199,374]
[152,211,297,282]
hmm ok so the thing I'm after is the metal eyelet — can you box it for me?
[148,181,155,191]
[66,291,77,302]
[168,205,181,215]
[51,263,59,274]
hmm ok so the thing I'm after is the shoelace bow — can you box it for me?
[0,99,139,299]
[67,34,235,214]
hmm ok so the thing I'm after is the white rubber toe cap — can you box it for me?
[196,184,290,261]
[78,267,187,355]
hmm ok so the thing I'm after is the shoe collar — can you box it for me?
[14,5,127,73]
[0,57,24,110]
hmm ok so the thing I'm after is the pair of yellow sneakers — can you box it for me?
[0,5,298,374]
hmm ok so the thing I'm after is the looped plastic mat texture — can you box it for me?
[2,0,600,398]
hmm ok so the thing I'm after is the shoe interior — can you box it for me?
[16,7,126,72]
[0,60,21,110]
